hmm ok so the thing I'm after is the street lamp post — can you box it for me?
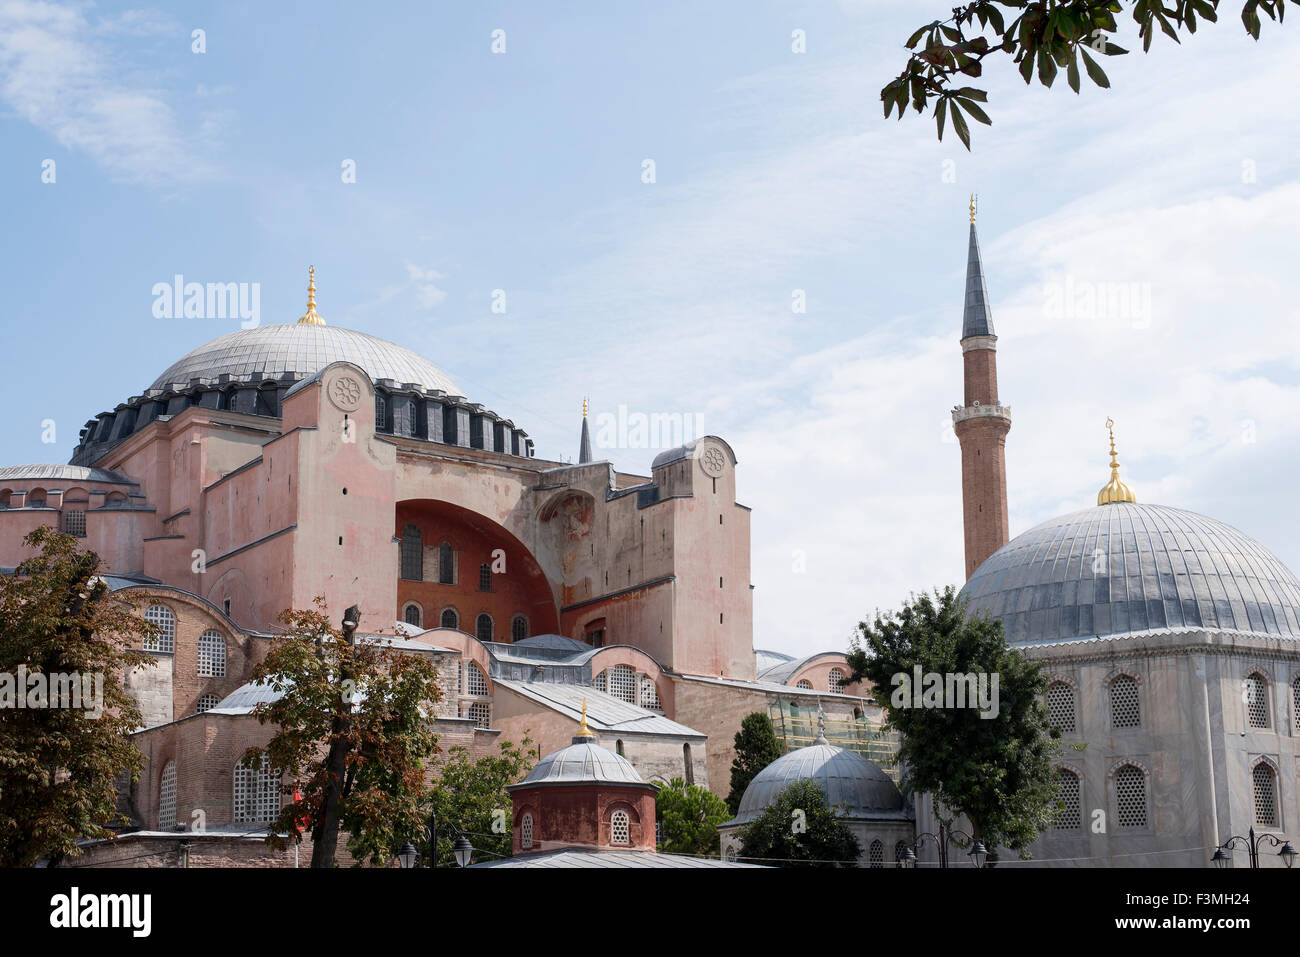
[901,823,987,868]
[1212,826,1297,869]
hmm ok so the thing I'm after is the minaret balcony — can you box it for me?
[952,403,1011,426]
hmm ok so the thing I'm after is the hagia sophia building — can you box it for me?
[4,202,1299,868]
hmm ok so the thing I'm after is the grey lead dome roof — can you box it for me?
[150,324,462,394]
[514,738,649,788]
[961,502,1300,646]
[731,743,906,826]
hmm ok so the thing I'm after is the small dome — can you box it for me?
[519,738,645,787]
[151,324,461,394]
[961,502,1300,645]
[732,742,905,826]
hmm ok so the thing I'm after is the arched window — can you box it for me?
[592,671,607,693]
[158,761,177,831]
[143,604,175,653]
[403,603,422,627]
[438,542,454,584]
[1046,682,1076,732]
[683,742,694,785]
[608,664,636,704]
[1245,673,1270,729]
[196,693,219,714]
[639,677,661,711]
[400,524,423,581]
[1052,768,1082,830]
[894,840,909,867]
[616,740,625,756]
[796,679,813,689]
[197,630,226,677]
[374,393,388,432]
[479,563,492,592]
[511,615,528,641]
[465,662,489,698]
[27,487,46,508]
[1253,763,1279,828]
[440,607,459,630]
[476,613,493,642]
[828,668,845,693]
[1293,676,1300,733]
[233,753,281,824]
[0,490,10,509]
[610,809,630,845]
[868,839,885,868]
[521,813,534,849]
[1110,675,1140,729]
[1114,765,1147,828]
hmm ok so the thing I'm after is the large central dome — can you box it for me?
[961,502,1300,646]
[151,324,461,394]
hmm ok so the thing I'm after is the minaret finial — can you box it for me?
[970,194,977,225]
[583,396,588,419]
[1098,417,1137,505]
[297,266,325,325]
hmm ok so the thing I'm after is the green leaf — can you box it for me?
[1037,47,1058,86]
[1067,50,1081,93]
[957,97,992,125]
[987,4,1005,34]
[950,101,972,150]
[905,24,930,49]
[1080,47,1110,88]
[953,87,988,102]
[1018,51,1035,84]
[936,97,948,140]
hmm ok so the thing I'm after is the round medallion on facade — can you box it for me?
[327,371,363,412]
[698,444,727,478]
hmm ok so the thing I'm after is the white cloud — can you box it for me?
[403,262,448,309]
[0,0,216,183]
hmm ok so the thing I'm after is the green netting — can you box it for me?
[767,699,901,783]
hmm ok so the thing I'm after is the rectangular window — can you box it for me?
[62,510,86,538]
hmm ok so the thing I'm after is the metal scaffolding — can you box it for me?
[768,698,901,783]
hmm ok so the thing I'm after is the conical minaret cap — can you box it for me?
[962,196,995,339]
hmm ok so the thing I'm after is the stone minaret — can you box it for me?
[952,197,1011,579]
[578,397,593,464]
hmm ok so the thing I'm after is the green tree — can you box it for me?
[245,600,443,867]
[737,779,862,867]
[0,527,153,867]
[656,777,731,857]
[844,586,1063,858]
[727,711,784,815]
[886,1,1294,148]
[423,735,539,866]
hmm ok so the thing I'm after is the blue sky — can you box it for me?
[4,0,1300,657]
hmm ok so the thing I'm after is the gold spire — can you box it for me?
[578,698,592,737]
[297,266,325,325]
[1097,417,1137,505]
[969,194,977,225]
[582,396,588,419]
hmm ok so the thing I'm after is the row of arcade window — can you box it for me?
[794,668,847,694]
[401,602,529,642]
[399,526,500,593]
[518,809,631,850]
[1046,673,1300,735]
[591,665,663,712]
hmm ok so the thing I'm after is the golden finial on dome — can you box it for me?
[578,698,592,737]
[1097,417,1137,505]
[970,194,977,225]
[297,266,325,325]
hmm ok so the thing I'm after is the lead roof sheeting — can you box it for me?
[493,679,702,737]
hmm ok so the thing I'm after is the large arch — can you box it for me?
[393,498,559,639]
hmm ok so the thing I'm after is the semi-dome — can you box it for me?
[731,740,906,826]
[150,324,461,394]
[961,502,1300,646]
